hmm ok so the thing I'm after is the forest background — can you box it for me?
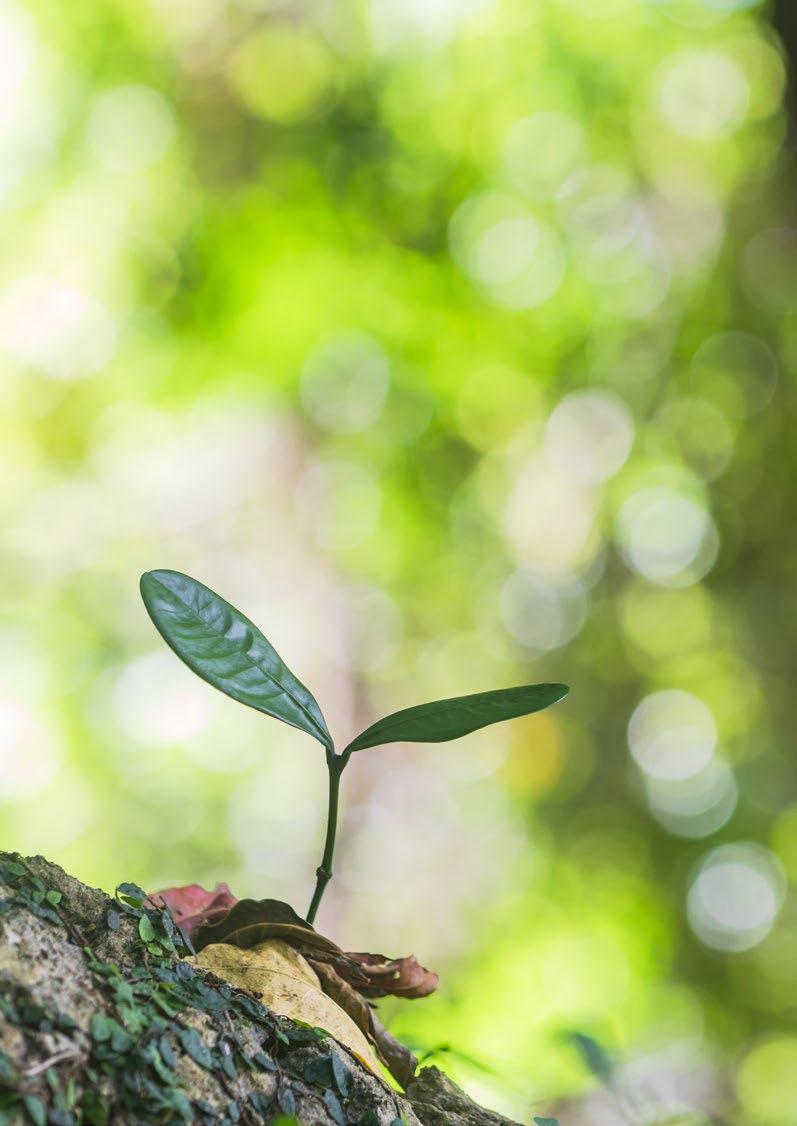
[2,0,797,1121]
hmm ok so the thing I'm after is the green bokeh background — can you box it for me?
[3,0,797,1120]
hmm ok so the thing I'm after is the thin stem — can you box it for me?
[306,751,348,925]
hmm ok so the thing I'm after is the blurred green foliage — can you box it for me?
[2,0,797,1120]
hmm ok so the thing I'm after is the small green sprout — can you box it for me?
[140,569,569,923]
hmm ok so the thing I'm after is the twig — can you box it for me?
[24,1049,79,1077]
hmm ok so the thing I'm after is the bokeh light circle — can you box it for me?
[0,275,117,380]
[500,565,588,652]
[0,695,60,798]
[687,843,785,952]
[228,29,334,123]
[301,334,390,433]
[449,193,567,308]
[691,330,778,415]
[87,85,175,172]
[544,389,634,485]
[656,49,749,139]
[737,1037,797,1123]
[628,689,717,782]
[296,458,382,550]
[644,758,737,838]
[113,652,212,747]
[616,487,718,586]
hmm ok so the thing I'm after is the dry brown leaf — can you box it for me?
[343,952,439,999]
[370,1012,419,1090]
[151,888,433,1088]
[311,960,418,1089]
[310,960,376,1042]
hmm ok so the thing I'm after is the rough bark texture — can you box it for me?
[402,1068,518,1126]
[0,854,520,1126]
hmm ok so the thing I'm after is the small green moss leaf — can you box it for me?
[22,1095,46,1126]
[89,1012,113,1043]
[331,1054,350,1098]
[277,1084,296,1117]
[177,1027,214,1070]
[81,1090,109,1126]
[116,883,146,905]
[138,915,156,943]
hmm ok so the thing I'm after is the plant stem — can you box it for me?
[306,751,348,925]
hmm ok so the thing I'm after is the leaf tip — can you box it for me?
[140,568,185,606]
[139,568,164,597]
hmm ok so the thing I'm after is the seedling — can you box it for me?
[140,569,569,923]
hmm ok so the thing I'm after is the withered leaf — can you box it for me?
[310,961,374,1044]
[146,882,237,944]
[370,1013,419,1090]
[149,887,433,1089]
[310,960,418,1089]
[195,898,345,962]
[343,953,439,999]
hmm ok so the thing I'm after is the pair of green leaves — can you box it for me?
[139,569,568,755]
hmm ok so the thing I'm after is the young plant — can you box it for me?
[140,569,569,924]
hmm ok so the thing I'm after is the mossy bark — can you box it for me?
[0,853,519,1126]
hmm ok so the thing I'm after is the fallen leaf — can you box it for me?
[311,961,418,1088]
[149,889,434,1088]
[195,938,381,1076]
[370,1013,419,1090]
[196,898,331,953]
[195,899,374,986]
[343,953,439,999]
[311,960,375,1043]
[146,882,237,943]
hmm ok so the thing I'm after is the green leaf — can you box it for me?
[138,915,156,943]
[344,683,569,754]
[22,1096,46,1126]
[277,1084,296,1117]
[115,882,146,907]
[323,1089,345,1125]
[89,1012,113,1043]
[533,1118,560,1125]
[566,1031,613,1082]
[331,1053,350,1098]
[81,1090,109,1126]
[177,1027,214,1070]
[140,569,332,750]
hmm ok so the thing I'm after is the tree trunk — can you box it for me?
[0,853,519,1125]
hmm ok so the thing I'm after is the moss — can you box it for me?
[1,853,515,1126]
[0,855,414,1125]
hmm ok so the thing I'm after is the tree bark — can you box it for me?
[0,853,519,1125]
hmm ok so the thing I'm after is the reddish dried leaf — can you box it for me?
[343,952,439,999]
[146,882,237,943]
